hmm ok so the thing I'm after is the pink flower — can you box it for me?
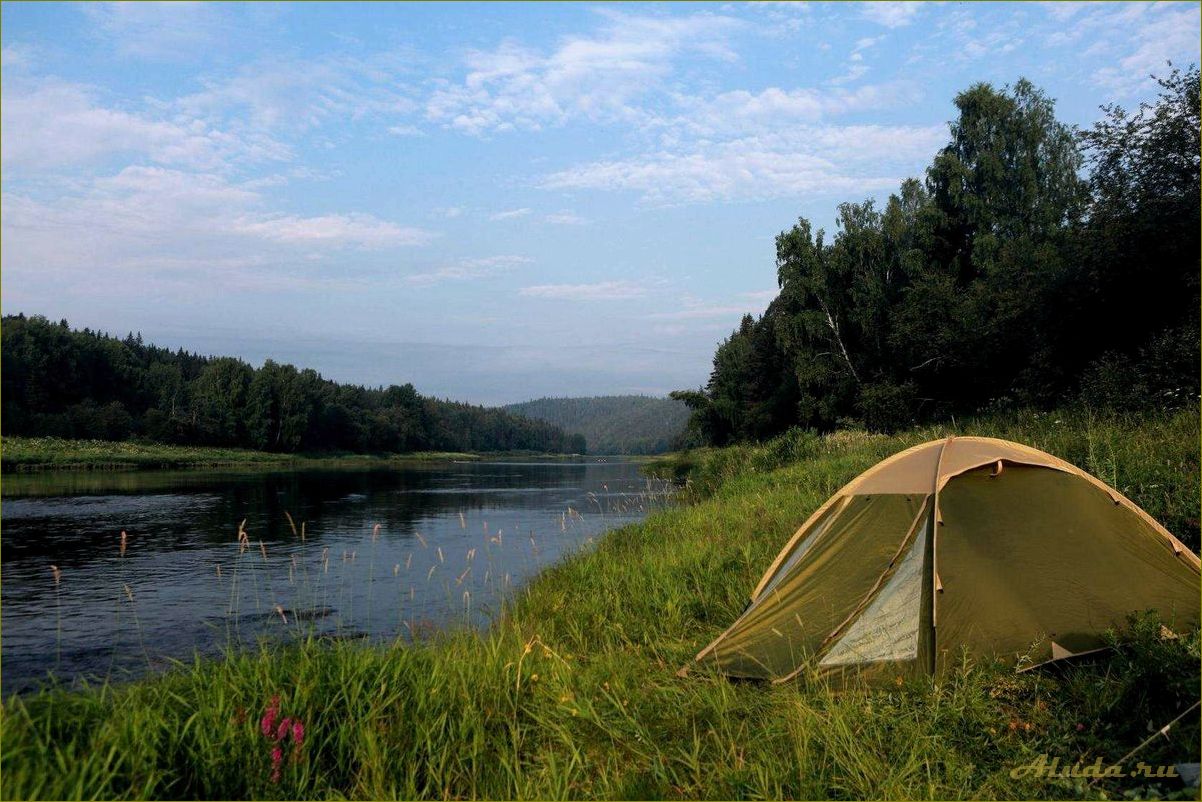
[291,720,305,746]
[276,717,292,743]
[270,745,283,783]
[260,696,280,738]
[1076,722,1085,732]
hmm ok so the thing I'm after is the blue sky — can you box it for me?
[3,1,1199,404]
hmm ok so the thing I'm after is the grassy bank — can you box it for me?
[0,436,555,472]
[3,408,1199,800]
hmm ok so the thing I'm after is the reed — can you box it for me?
[49,565,62,667]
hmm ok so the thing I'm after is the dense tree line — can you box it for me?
[1,316,586,455]
[675,67,1200,444]
[505,395,694,455]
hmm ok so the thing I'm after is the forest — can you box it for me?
[505,395,692,454]
[0,316,586,455]
[674,66,1200,444]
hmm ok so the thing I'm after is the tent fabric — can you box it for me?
[935,464,1200,669]
[819,516,929,667]
[686,436,1201,685]
[694,493,928,679]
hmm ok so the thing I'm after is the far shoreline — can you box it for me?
[0,436,643,474]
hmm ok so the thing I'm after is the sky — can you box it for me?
[2,2,1199,405]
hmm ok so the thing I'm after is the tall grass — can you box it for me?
[648,405,1201,550]
[2,407,1198,800]
[0,436,490,472]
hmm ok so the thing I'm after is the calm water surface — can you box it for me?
[1,459,671,694]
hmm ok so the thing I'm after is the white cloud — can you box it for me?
[83,1,225,60]
[662,81,922,138]
[541,124,944,204]
[426,10,743,135]
[176,53,419,134]
[544,211,587,225]
[828,35,883,85]
[0,79,289,172]
[648,304,752,321]
[236,213,434,248]
[1040,1,1091,21]
[432,206,464,219]
[489,207,532,221]
[519,280,648,301]
[1,43,35,68]
[740,2,812,36]
[405,255,532,286]
[1,166,434,297]
[830,63,870,85]
[860,2,924,28]
[647,291,776,324]
[1090,4,1201,95]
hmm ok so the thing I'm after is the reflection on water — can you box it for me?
[1,460,672,694]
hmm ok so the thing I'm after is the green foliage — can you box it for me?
[1,316,580,456]
[3,409,1197,800]
[504,395,689,455]
[679,68,1200,442]
[856,380,918,434]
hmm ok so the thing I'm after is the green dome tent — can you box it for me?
[682,436,1200,685]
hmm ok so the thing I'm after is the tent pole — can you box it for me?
[930,436,952,674]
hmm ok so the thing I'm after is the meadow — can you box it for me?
[2,407,1198,800]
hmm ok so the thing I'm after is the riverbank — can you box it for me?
[3,408,1198,800]
[0,436,599,473]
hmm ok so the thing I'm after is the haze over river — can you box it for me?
[1,459,671,694]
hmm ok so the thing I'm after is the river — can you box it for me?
[0,459,672,695]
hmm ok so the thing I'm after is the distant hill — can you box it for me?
[504,395,691,455]
[2,314,584,456]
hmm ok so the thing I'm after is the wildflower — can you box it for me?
[291,720,305,746]
[1076,722,1085,732]
[261,696,281,738]
[277,717,293,742]
[270,745,283,783]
